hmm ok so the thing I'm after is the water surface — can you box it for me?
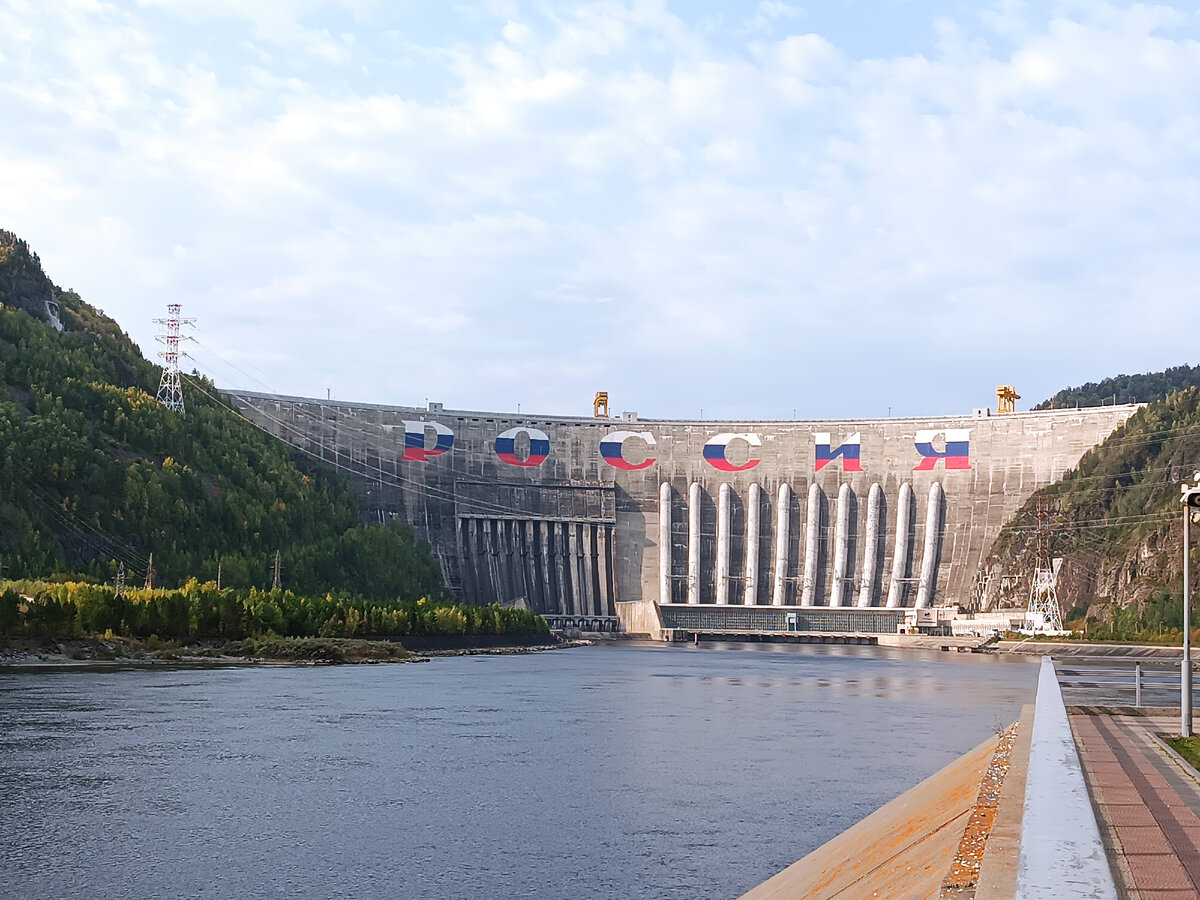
[0,643,1036,899]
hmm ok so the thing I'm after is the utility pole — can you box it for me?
[216,560,222,590]
[272,550,281,591]
[143,553,155,591]
[115,562,126,598]
[1180,474,1200,737]
[152,303,195,416]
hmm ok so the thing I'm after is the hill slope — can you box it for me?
[1036,364,1200,410]
[0,231,444,599]
[981,384,1200,629]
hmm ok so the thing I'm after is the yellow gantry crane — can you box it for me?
[593,391,609,418]
[996,385,1020,415]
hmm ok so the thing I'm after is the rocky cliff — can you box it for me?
[0,231,63,331]
[980,386,1200,623]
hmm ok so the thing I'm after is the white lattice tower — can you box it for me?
[1026,559,1064,633]
[153,303,195,415]
[1025,494,1066,633]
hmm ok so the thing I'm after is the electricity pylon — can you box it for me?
[153,303,195,415]
[1025,495,1066,634]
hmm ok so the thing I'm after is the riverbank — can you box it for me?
[413,640,591,657]
[0,633,582,667]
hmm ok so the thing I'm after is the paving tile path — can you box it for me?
[1071,711,1200,899]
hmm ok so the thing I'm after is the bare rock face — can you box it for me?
[0,231,64,331]
[981,500,1184,624]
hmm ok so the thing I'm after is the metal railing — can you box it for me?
[1055,660,1192,708]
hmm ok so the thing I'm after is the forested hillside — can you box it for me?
[1036,364,1200,409]
[0,231,444,599]
[982,385,1200,634]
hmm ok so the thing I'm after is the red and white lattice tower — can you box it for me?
[153,303,195,416]
[1025,493,1066,634]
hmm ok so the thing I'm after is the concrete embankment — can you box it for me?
[876,634,991,651]
[740,709,1032,899]
[741,651,1200,898]
[742,656,1136,898]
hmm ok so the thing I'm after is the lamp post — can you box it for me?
[1180,475,1200,738]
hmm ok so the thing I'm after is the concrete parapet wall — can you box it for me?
[1015,658,1117,898]
[228,391,1136,617]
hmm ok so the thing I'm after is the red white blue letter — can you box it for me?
[814,432,862,472]
[914,429,970,471]
[398,420,454,462]
[703,433,762,472]
[599,430,657,470]
[494,426,550,467]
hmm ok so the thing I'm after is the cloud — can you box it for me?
[2,0,1200,417]
[531,283,615,305]
[743,0,804,36]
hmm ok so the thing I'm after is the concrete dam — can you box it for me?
[229,392,1137,633]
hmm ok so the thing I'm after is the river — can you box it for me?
[0,642,1037,899]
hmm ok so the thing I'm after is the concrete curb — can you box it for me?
[1015,656,1118,899]
[1149,730,1200,787]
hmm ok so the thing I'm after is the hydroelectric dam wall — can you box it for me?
[229,392,1137,628]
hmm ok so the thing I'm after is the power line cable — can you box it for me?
[25,489,150,569]
[186,377,545,521]
[33,491,151,568]
[190,324,279,385]
[181,367,1200,526]
[189,334,277,394]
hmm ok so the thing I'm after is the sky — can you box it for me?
[3,0,1200,420]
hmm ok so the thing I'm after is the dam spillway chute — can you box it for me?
[744,483,763,606]
[886,483,916,609]
[658,481,672,606]
[915,482,946,609]
[801,482,823,607]
[772,482,791,607]
[857,483,885,608]
[829,483,854,608]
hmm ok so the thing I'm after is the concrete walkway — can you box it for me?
[1070,710,1200,898]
